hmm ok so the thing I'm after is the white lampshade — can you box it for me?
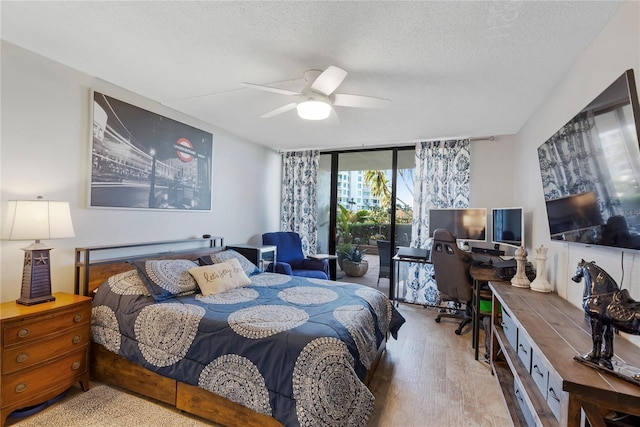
[297,100,332,120]
[4,199,75,241]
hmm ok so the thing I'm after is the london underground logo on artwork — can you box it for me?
[175,138,195,163]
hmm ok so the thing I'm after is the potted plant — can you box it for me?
[342,244,369,277]
[336,243,354,270]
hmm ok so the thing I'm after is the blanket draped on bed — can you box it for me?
[91,271,405,427]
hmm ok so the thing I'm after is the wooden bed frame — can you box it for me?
[77,240,386,427]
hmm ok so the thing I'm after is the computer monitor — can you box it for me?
[492,207,524,248]
[428,208,487,242]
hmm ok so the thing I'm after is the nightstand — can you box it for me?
[1,293,92,426]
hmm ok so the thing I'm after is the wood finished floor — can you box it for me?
[367,303,511,427]
[8,303,511,427]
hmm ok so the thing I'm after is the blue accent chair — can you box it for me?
[262,232,329,280]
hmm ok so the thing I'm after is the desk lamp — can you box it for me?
[3,197,75,305]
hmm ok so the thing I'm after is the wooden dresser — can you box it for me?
[489,282,640,427]
[1,293,91,426]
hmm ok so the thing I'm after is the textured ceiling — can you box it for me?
[1,1,623,151]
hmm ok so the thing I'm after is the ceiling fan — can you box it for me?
[242,66,391,120]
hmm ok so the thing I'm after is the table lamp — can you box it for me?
[3,197,75,305]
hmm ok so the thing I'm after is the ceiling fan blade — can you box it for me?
[260,102,298,118]
[332,93,391,109]
[311,66,348,96]
[242,82,301,96]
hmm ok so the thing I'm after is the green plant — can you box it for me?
[337,204,369,244]
[344,244,368,263]
[336,243,354,256]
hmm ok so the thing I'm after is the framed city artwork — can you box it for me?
[90,91,213,211]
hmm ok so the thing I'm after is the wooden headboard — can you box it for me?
[74,237,224,296]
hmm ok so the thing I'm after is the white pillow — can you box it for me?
[189,258,251,296]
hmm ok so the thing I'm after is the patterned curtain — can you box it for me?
[403,139,471,305]
[538,111,619,219]
[281,150,320,255]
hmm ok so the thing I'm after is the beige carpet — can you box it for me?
[10,385,212,426]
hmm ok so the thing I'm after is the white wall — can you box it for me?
[0,41,282,302]
[514,0,640,347]
[470,134,518,254]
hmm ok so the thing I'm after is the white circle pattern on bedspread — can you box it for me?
[248,272,292,286]
[355,287,392,336]
[293,337,374,427]
[195,287,259,304]
[198,354,272,416]
[333,305,376,369]
[106,270,150,296]
[134,303,205,367]
[91,305,121,353]
[278,286,338,305]
[144,259,197,295]
[228,305,308,339]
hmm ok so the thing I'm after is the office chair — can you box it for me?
[262,232,329,280]
[431,228,473,335]
[376,240,392,286]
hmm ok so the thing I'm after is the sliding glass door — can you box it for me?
[318,147,415,292]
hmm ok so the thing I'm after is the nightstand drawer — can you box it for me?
[2,325,89,374]
[1,347,88,407]
[3,304,90,347]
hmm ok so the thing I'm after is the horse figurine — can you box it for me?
[571,259,640,371]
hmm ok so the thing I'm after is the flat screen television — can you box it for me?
[428,208,487,242]
[492,207,523,248]
[537,69,640,250]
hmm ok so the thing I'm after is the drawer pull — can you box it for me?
[15,382,27,393]
[548,387,560,402]
[72,334,82,344]
[515,388,523,402]
[73,313,83,323]
[533,364,543,377]
[518,344,528,355]
[72,360,81,370]
[16,352,28,363]
[17,328,30,338]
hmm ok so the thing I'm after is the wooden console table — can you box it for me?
[489,281,640,427]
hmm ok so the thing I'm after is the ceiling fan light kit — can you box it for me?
[297,100,332,120]
[244,65,391,121]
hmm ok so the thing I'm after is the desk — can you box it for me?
[226,244,277,272]
[391,247,431,304]
[469,266,508,360]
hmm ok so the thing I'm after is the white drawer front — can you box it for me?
[547,369,564,420]
[501,308,518,351]
[513,374,536,427]
[531,351,549,401]
[516,330,533,373]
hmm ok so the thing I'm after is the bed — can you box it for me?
[78,240,405,427]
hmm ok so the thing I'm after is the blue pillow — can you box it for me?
[133,259,199,301]
[199,250,261,277]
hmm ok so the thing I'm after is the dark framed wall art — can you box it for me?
[90,91,213,211]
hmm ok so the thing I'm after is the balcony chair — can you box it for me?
[376,240,392,286]
[262,232,329,280]
[431,228,473,335]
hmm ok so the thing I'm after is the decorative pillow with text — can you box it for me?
[199,249,261,276]
[189,258,251,296]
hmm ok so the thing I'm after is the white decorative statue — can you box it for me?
[511,245,530,288]
[530,245,553,293]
